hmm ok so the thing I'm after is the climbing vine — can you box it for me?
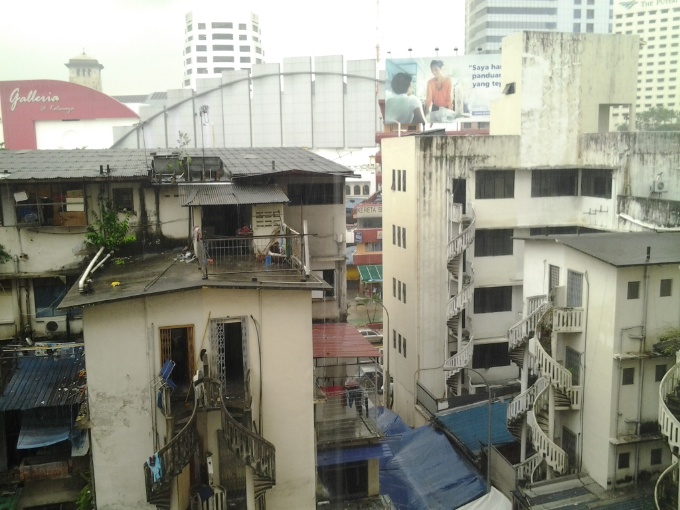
[0,243,10,264]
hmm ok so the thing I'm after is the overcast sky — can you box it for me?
[0,0,466,96]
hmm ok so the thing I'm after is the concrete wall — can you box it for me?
[85,286,316,509]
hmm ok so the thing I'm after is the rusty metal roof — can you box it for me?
[0,350,86,411]
[313,323,381,358]
[178,183,289,206]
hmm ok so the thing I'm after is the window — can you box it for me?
[199,35,206,40]
[531,169,578,197]
[239,23,247,30]
[651,448,663,465]
[240,57,251,63]
[362,185,369,195]
[660,279,672,297]
[472,341,510,369]
[196,45,207,51]
[34,277,69,318]
[322,270,335,298]
[474,286,512,314]
[475,170,514,199]
[567,270,583,307]
[397,226,401,247]
[212,22,233,29]
[398,334,402,353]
[627,281,640,299]
[656,364,667,382]
[15,184,86,227]
[622,367,635,385]
[392,225,396,245]
[618,452,630,469]
[0,280,13,324]
[214,56,235,63]
[563,427,578,471]
[239,34,247,40]
[353,185,361,195]
[403,338,406,357]
[239,45,251,52]
[474,229,513,257]
[213,45,233,51]
[197,56,208,63]
[402,171,406,192]
[566,347,581,385]
[393,278,396,298]
[403,228,406,248]
[198,23,205,29]
[403,284,406,304]
[392,169,396,190]
[393,329,396,349]
[581,169,612,198]
[398,281,401,301]
[549,265,560,293]
[113,188,134,212]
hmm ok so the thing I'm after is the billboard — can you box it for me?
[385,56,502,128]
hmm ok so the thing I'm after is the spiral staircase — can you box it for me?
[656,360,680,509]
[506,297,583,483]
[443,202,475,395]
[143,377,276,509]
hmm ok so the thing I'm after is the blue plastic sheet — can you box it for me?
[375,407,487,510]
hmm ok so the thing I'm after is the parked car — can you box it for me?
[358,328,383,344]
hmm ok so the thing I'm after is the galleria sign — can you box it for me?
[8,88,60,112]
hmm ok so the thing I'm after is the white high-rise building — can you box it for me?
[465,0,612,54]
[183,7,264,89]
[613,0,680,116]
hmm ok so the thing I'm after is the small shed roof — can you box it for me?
[313,323,381,358]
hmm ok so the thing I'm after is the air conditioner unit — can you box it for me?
[653,180,667,193]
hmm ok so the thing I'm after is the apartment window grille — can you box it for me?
[474,286,512,314]
[112,188,134,212]
[15,184,86,227]
[474,229,513,257]
[660,279,672,297]
[472,342,510,369]
[622,367,635,385]
[618,452,630,469]
[549,265,560,293]
[531,169,578,197]
[566,347,581,385]
[581,169,612,198]
[475,170,514,199]
[567,270,583,307]
[627,281,640,300]
[656,364,667,382]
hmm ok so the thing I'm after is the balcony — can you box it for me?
[552,308,584,334]
[203,222,310,278]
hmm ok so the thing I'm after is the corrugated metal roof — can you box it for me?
[357,265,383,283]
[313,323,381,358]
[178,183,289,206]
[0,147,352,181]
[0,351,86,411]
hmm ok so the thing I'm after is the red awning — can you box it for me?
[313,323,381,358]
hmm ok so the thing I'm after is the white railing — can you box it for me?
[516,453,543,483]
[530,337,573,394]
[659,361,680,454]
[527,295,548,316]
[553,308,584,333]
[443,340,474,375]
[507,377,549,422]
[447,204,475,264]
[447,282,474,318]
[527,383,567,474]
[654,459,678,510]
[508,302,550,351]
[567,386,582,410]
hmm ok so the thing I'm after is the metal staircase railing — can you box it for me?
[527,381,567,475]
[447,281,474,319]
[655,459,678,510]
[508,299,549,352]
[515,453,543,484]
[530,337,572,394]
[443,339,474,380]
[203,378,276,500]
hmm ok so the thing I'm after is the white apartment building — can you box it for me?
[465,0,612,54]
[380,32,680,429]
[183,8,264,90]
[613,0,680,116]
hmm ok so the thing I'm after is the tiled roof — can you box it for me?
[0,147,352,181]
[0,350,86,411]
[178,183,289,206]
[313,323,381,358]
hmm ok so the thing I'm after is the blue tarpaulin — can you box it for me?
[375,407,486,510]
[317,443,393,467]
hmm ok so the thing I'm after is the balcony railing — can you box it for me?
[527,383,567,475]
[527,295,548,316]
[443,339,474,375]
[659,361,680,454]
[516,453,543,483]
[204,222,310,277]
[553,308,584,333]
[508,302,550,352]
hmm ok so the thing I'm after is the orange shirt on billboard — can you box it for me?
[425,78,453,111]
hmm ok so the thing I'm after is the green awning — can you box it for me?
[358,265,383,283]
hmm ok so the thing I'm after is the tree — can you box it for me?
[619,106,680,131]
[0,243,10,264]
[85,205,136,257]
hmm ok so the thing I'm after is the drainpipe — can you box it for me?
[634,256,651,485]
[79,247,105,293]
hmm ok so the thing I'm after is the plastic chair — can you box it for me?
[159,360,177,391]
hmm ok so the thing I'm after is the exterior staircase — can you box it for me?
[444,202,475,394]
[143,377,276,509]
[507,298,583,481]
[656,360,680,509]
